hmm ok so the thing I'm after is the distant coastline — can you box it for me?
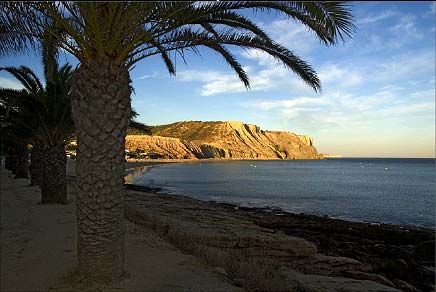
[320,153,342,158]
[125,120,322,160]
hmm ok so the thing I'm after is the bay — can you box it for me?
[132,158,435,228]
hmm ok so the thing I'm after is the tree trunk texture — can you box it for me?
[41,146,67,204]
[15,144,29,178]
[71,59,131,279]
[30,145,43,186]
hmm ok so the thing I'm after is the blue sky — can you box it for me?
[1,2,435,157]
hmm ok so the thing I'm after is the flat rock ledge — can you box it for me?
[124,189,404,292]
[125,191,317,258]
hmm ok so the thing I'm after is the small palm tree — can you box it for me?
[1,24,75,203]
[0,63,74,203]
[0,89,32,178]
[2,2,355,278]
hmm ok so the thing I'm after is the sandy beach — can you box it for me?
[0,166,242,291]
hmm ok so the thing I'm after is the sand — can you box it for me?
[0,167,242,292]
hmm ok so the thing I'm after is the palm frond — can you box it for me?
[205,43,250,88]
[41,24,60,82]
[3,1,354,92]
[0,2,41,55]
[0,66,44,94]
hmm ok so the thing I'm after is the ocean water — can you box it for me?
[132,158,435,228]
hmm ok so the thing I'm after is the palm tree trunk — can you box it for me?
[30,145,43,186]
[15,144,29,178]
[7,152,18,174]
[71,59,131,279]
[41,146,67,204]
[5,155,14,171]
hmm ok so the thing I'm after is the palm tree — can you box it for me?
[0,89,32,178]
[0,63,74,203]
[1,23,75,203]
[1,2,354,278]
[0,77,45,185]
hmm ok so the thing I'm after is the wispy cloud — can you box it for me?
[0,77,23,90]
[245,88,434,131]
[263,19,317,55]
[390,14,423,39]
[370,50,434,83]
[358,10,397,25]
[177,70,244,95]
[135,72,158,80]
[242,49,274,66]
[177,70,227,83]
[177,53,311,96]
[318,65,362,88]
[319,50,435,90]
[254,97,327,110]
[357,9,429,52]
[177,45,434,97]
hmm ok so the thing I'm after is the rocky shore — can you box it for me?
[125,184,435,292]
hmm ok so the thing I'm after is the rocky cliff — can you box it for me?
[126,121,321,160]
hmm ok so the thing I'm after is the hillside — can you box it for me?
[125,121,321,160]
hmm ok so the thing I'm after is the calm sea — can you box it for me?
[132,158,435,228]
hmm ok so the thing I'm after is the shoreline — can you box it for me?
[63,159,435,291]
[125,183,435,233]
[123,157,434,162]
[124,183,435,292]
[167,187,435,231]
[68,158,434,230]
[125,185,435,292]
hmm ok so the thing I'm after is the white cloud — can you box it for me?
[390,14,423,38]
[178,70,228,82]
[242,49,276,66]
[199,46,323,96]
[201,75,247,96]
[177,45,434,98]
[371,50,434,83]
[359,11,426,51]
[177,70,244,96]
[177,58,311,96]
[318,65,362,88]
[263,19,317,55]
[135,72,158,80]
[246,86,434,132]
[319,50,435,90]
[255,97,327,110]
[0,77,23,90]
[358,10,398,25]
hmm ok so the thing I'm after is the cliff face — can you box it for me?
[264,131,320,159]
[125,135,197,159]
[126,121,321,160]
